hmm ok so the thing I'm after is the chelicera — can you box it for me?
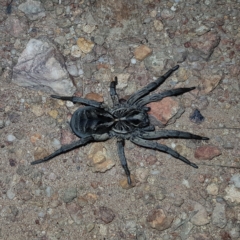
[31,65,209,185]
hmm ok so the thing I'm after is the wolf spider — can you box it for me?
[31,65,209,185]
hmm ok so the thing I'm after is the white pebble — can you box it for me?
[7,189,15,199]
[131,58,137,64]
[52,138,61,148]
[7,134,16,142]
[66,101,74,107]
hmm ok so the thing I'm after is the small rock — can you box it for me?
[153,20,164,32]
[48,109,58,119]
[9,159,17,167]
[7,134,16,142]
[61,187,77,203]
[31,105,44,117]
[54,36,66,46]
[161,9,175,19]
[4,16,28,38]
[194,145,221,160]
[33,147,49,161]
[206,183,219,195]
[71,45,82,58]
[82,24,96,34]
[135,168,149,183]
[230,174,240,189]
[119,175,136,189]
[77,38,94,53]
[212,203,227,228]
[115,73,131,89]
[190,31,220,60]
[195,25,210,36]
[190,202,210,226]
[94,36,105,45]
[224,185,240,203]
[189,109,205,124]
[98,206,115,224]
[30,133,41,143]
[88,143,115,173]
[12,37,76,95]
[201,71,223,94]
[7,189,15,199]
[146,209,173,231]
[126,219,137,235]
[66,202,83,224]
[148,97,180,125]
[18,0,45,20]
[134,45,152,61]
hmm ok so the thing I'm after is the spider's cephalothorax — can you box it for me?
[31,65,209,185]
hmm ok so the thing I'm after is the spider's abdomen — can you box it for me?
[111,107,149,133]
[70,106,114,138]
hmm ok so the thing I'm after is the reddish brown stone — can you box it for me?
[148,97,180,125]
[99,206,115,224]
[146,209,173,231]
[194,145,221,160]
[191,31,220,59]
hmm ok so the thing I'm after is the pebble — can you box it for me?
[134,45,152,61]
[230,174,240,188]
[189,109,205,124]
[153,20,164,32]
[7,134,16,142]
[148,97,180,125]
[206,183,219,195]
[194,145,221,160]
[7,189,15,199]
[146,209,173,231]
[77,38,94,53]
[98,206,115,224]
[61,187,77,203]
[71,45,82,58]
[190,202,210,226]
[212,203,227,228]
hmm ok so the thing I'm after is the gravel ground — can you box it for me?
[1,0,240,239]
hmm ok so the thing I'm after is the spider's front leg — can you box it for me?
[31,137,93,165]
[131,136,198,168]
[110,77,120,106]
[127,65,179,105]
[50,95,103,108]
[117,139,132,185]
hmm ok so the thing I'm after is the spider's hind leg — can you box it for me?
[117,139,132,185]
[31,137,92,165]
[131,137,198,168]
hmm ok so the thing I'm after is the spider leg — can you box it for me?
[117,139,132,185]
[135,87,195,107]
[140,130,209,140]
[110,77,119,106]
[51,95,103,108]
[127,65,179,105]
[31,137,93,165]
[131,137,198,168]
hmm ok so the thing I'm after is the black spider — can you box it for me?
[31,65,209,185]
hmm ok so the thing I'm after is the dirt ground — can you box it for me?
[0,0,240,239]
